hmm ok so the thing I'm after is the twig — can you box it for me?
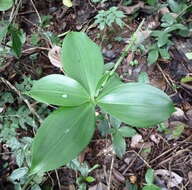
[30,0,42,24]
[0,77,43,124]
[107,155,115,190]
[9,0,23,23]
[55,170,61,190]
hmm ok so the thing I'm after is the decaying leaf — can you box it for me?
[155,169,183,188]
[131,134,143,148]
[134,30,152,44]
[120,1,144,15]
[150,134,160,144]
[48,46,62,68]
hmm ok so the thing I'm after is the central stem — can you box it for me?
[95,19,145,97]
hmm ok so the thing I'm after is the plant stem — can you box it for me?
[22,175,34,190]
[96,19,145,96]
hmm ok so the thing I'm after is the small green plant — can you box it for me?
[94,7,125,30]
[67,159,99,190]
[27,31,174,177]
[142,169,160,190]
[147,12,188,64]
[98,115,137,157]
[130,59,139,66]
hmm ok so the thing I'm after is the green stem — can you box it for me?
[22,175,34,190]
[95,19,145,97]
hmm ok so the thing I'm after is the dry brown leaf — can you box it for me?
[129,175,137,184]
[134,30,152,44]
[159,7,170,15]
[120,1,144,15]
[155,169,183,188]
[48,46,62,68]
[150,134,160,144]
[130,134,143,148]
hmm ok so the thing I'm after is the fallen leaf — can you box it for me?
[159,7,170,15]
[131,134,143,148]
[155,169,183,188]
[129,175,137,184]
[48,46,62,68]
[134,30,152,44]
[119,1,144,15]
[150,134,160,144]
[170,107,185,121]
[63,0,72,7]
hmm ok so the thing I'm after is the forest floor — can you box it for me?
[0,0,192,190]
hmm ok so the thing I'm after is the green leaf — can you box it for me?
[29,74,89,106]
[85,176,95,183]
[9,167,28,181]
[181,75,192,83]
[30,104,95,174]
[185,52,192,60]
[10,26,25,58]
[164,24,187,33]
[157,32,170,47]
[145,169,154,184]
[138,72,149,84]
[110,115,121,129]
[31,185,41,190]
[0,21,9,43]
[98,83,174,128]
[61,32,104,97]
[118,126,137,137]
[147,49,159,64]
[142,184,161,190]
[0,0,13,11]
[97,74,122,98]
[159,48,170,59]
[112,132,126,158]
[161,13,176,26]
[167,0,187,14]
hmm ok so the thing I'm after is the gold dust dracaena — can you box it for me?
[28,32,175,174]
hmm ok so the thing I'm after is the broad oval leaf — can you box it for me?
[61,32,104,97]
[148,49,159,64]
[29,74,90,106]
[112,132,125,158]
[97,83,175,127]
[0,0,13,11]
[30,104,95,174]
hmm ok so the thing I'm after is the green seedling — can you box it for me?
[142,169,161,190]
[95,7,125,30]
[26,31,174,176]
[68,159,99,190]
[147,12,188,64]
